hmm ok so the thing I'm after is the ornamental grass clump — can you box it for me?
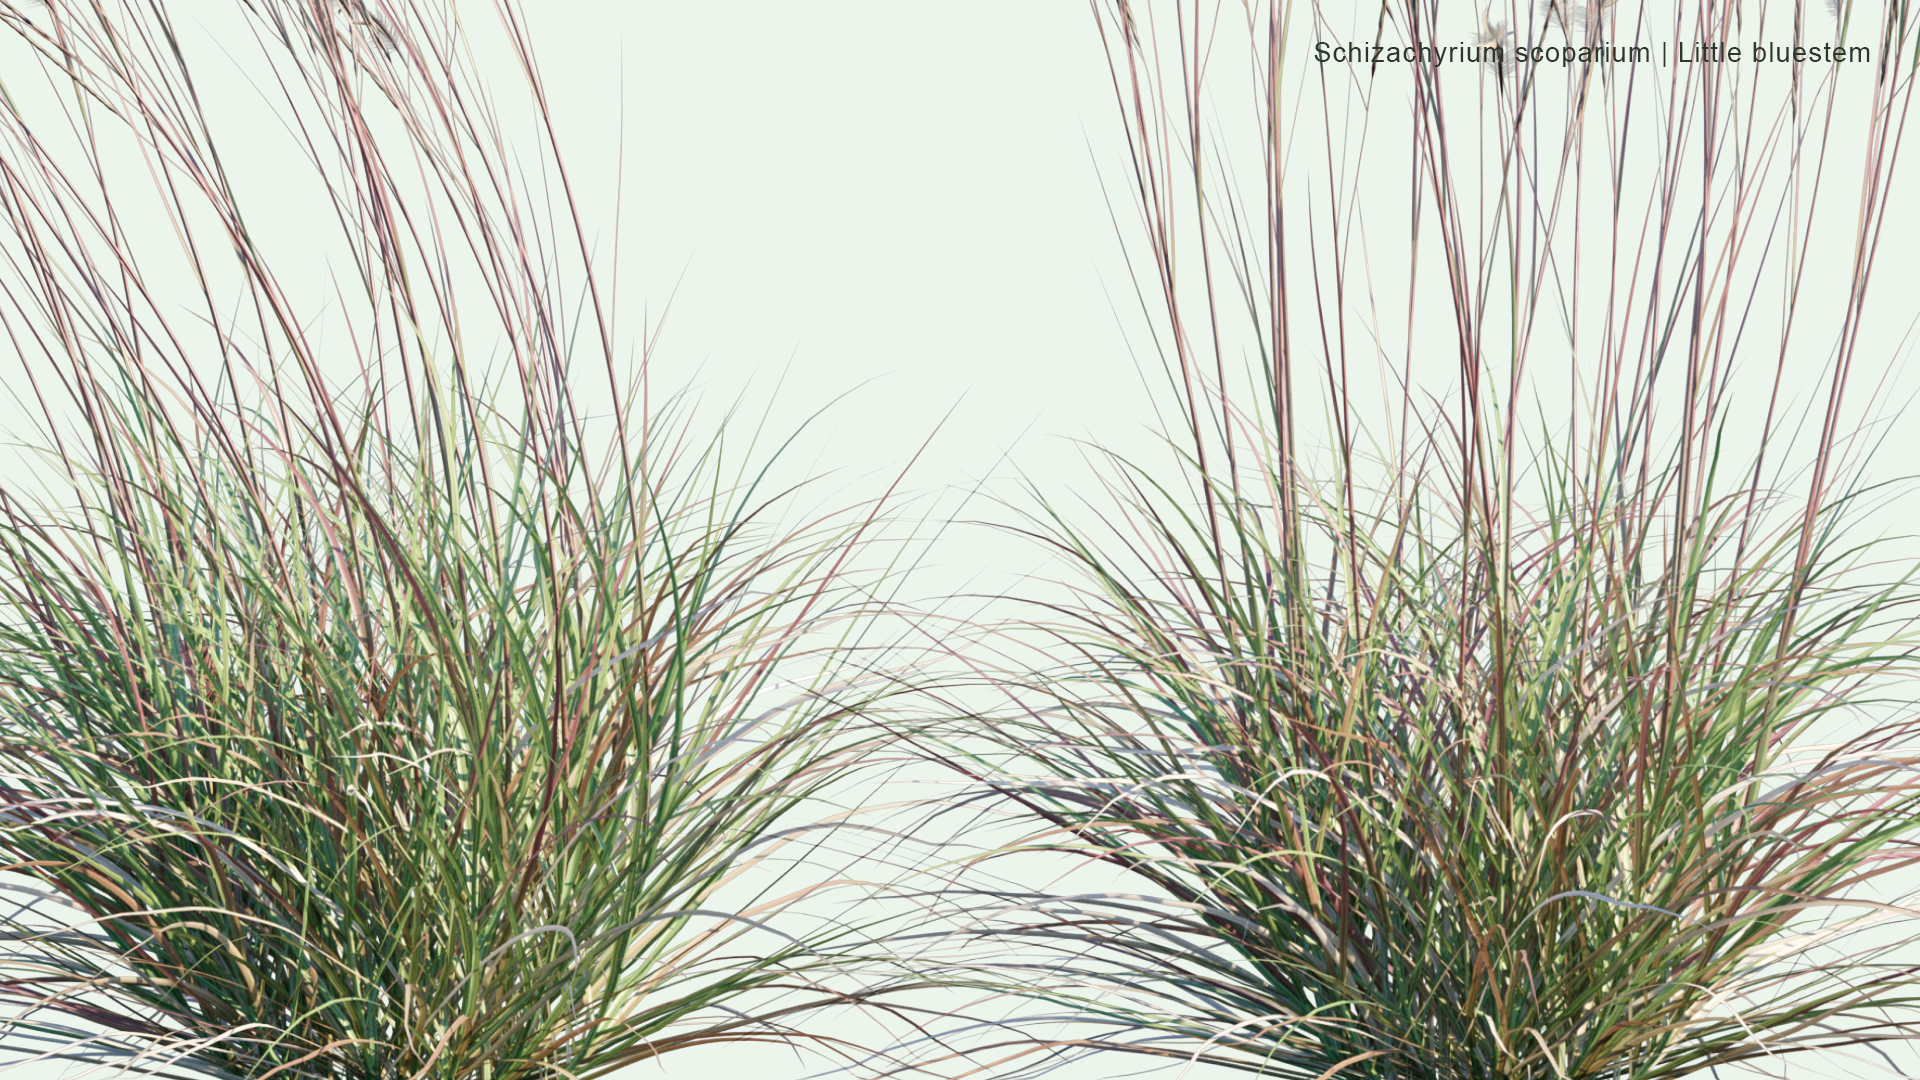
[956,428,1920,1079]
[929,1,1920,1078]
[0,396,906,1080]
[0,1,913,1078]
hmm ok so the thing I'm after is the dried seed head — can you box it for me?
[1473,9,1519,82]
[1541,0,1618,36]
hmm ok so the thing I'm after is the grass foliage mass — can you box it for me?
[2,2,1920,1080]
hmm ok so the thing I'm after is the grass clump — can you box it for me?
[0,386,905,1080]
[0,1,915,1077]
[952,433,1920,1079]
[922,2,1920,1077]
